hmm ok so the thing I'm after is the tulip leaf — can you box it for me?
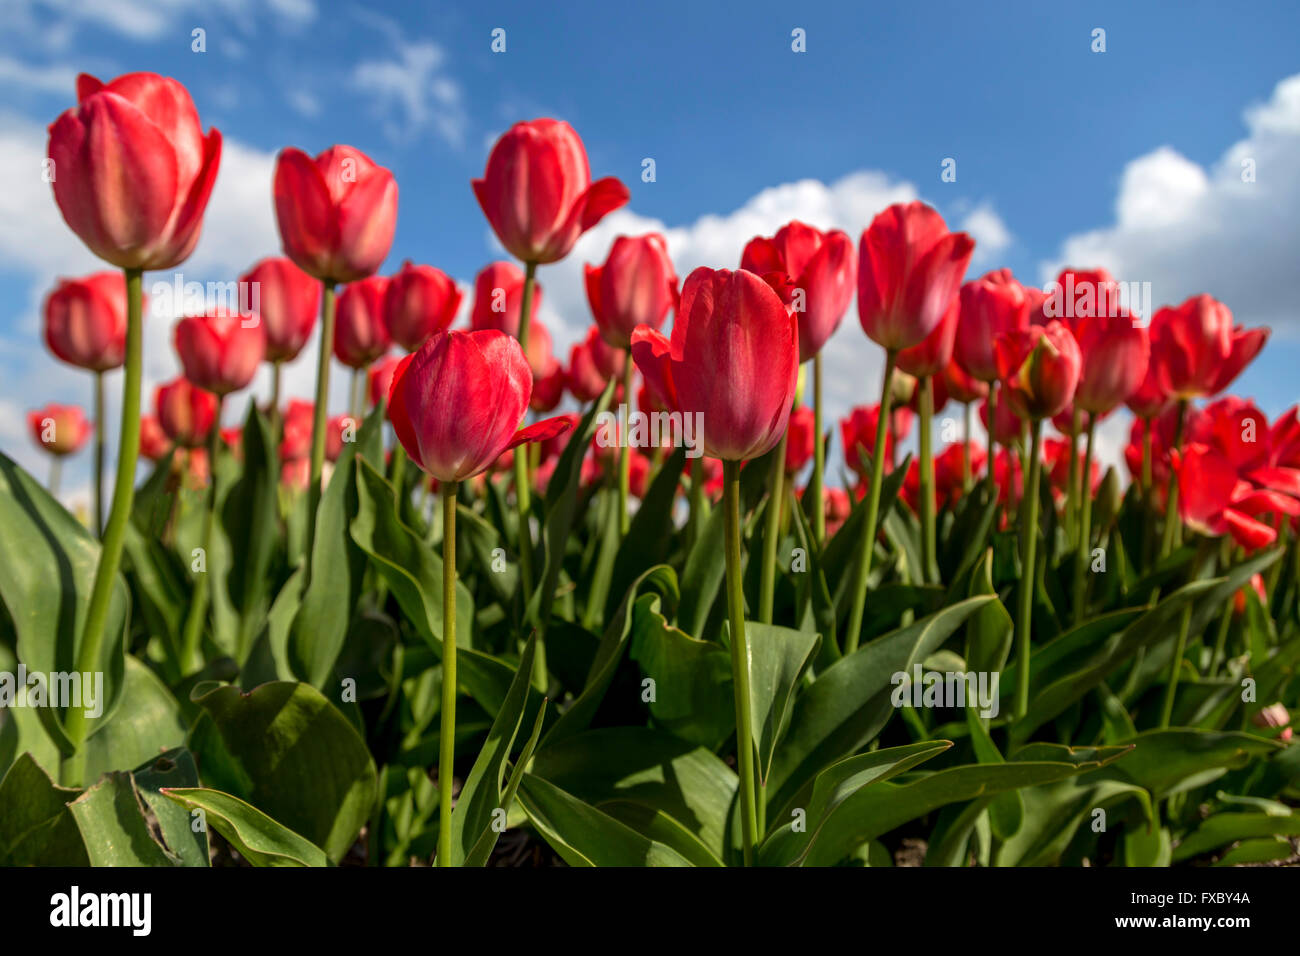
[733,620,820,784]
[766,595,994,813]
[1103,728,1283,799]
[0,752,88,866]
[82,655,186,781]
[287,402,384,687]
[160,787,327,867]
[221,403,279,663]
[187,680,376,863]
[68,770,176,866]
[0,451,128,753]
[517,772,693,867]
[1173,811,1300,862]
[605,446,688,621]
[463,697,548,867]
[131,748,208,867]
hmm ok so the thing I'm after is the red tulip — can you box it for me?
[897,297,959,379]
[821,486,851,536]
[902,442,977,513]
[586,233,678,350]
[273,144,398,283]
[1044,436,1099,500]
[954,269,1030,382]
[156,377,217,448]
[1071,312,1149,415]
[858,202,974,352]
[632,268,797,462]
[537,413,580,467]
[368,355,403,412]
[1125,360,1169,420]
[1149,294,1267,399]
[388,330,574,482]
[1172,443,1299,550]
[383,260,463,352]
[1252,407,1300,498]
[326,414,359,462]
[139,415,170,461]
[473,118,629,265]
[785,405,816,475]
[994,321,1081,421]
[567,326,624,403]
[48,72,221,270]
[29,404,91,456]
[1125,402,1196,497]
[333,276,391,369]
[281,457,311,491]
[43,272,128,372]
[239,257,319,363]
[531,362,565,413]
[175,311,267,396]
[941,358,988,404]
[741,221,856,361]
[1188,397,1271,473]
[470,261,543,335]
[840,404,911,477]
[279,399,315,461]
[1041,268,1123,328]
[980,392,1024,447]
[526,320,560,380]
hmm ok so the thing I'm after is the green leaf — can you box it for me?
[0,752,88,865]
[1173,811,1300,862]
[517,773,693,867]
[288,403,384,686]
[188,680,376,862]
[464,700,547,867]
[160,788,327,867]
[0,451,128,751]
[68,771,176,866]
[221,403,280,663]
[448,635,538,866]
[132,748,208,867]
[606,447,688,620]
[677,492,726,639]
[1105,728,1283,799]
[82,656,186,781]
[738,620,820,783]
[531,726,737,864]
[766,595,994,812]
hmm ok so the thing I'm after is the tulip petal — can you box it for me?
[1246,465,1300,497]
[740,236,783,276]
[1209,327,1269,395]
[158,127,222,270]
[274,147,338,279]
[506,415,575,451]
[631,325,678,412]
[1223,508,1277,551]
[335,167,398,282]
[579,176,630,231]
[584,263,605,325]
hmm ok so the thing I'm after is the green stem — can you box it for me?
[515,261,541,690]
[1072,416,1095,624]
[93,370,104,535]
[48,457,61,497]
[179,394,222,673]
[723,460,759,865]
[437,482,458,866]
[305,281,337,565]
[759,431,788,624]
[845,351,897,655]
[269,360,282,441]
[985,382,999,489]
[687,456,704,550]
[1159,603,1192,728]
[1015,419,1043,720]
[1208,601,1233,677]
[350,365,365,421]
[618,351,632,535]
[1159,399,1188,559]
[61,268,143,782]
[811,354,825,544]
[391,442,407,505]
[1140,420,1153,565]
[961,401,972,492]
[1065,406,1080,544]
[918,376,936,584]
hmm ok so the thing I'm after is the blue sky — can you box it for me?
[3,0,1300,501]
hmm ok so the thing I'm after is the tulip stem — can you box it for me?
[1015,419,1043,720]
[1065,407,1080,544]
[351,366,365,421]
[437,482,458,866]
[391,442,407,506]
[918,376,936,584]
[1140,421,1154,565]
[811,355,825,544]
[61,268,143,785]
[180,393,222,673]
[48,458,61,498]
[1159,399,1189,559]
[961,401,972,492]
[269,360,282,440]
[759,431,788,624]
[1072,415,1095,624]
[845,350,897,655]
[618,352,632,535]
[723,460,759,865]
[985,382,999,491]
[687,456,704,550]
[93,370,104,535]
[1159,603,1192,729]
[514,261,542,690]
[305,281,337,566]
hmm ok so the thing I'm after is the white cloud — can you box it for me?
[351,39,466,147]
[0,56,80,96]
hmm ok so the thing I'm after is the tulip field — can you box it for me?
[3,67,1300,878]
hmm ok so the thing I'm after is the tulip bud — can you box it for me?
[175,311,267,396]
[470,261,543,336]
[239,257,319,363]
[1072,313,1149,415]
[139,415,171,461]
[994,321,1081,421]
[383,260,462,352]
[586,234,678,350]
[954,269,1030,382]
[28,404,92,456]
[156,377,218,448]
[1150,294,1267,399]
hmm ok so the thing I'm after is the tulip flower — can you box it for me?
[43,270,133,534]
[531,363,565,413]
[156,377,217,449]
[279,400,315,462]
[333,275,392,418]
[566,327,620,404]
[387,328,572,867]
[239,258,319,434]
[470,262,543,336]
[473,118,629,269]
[993,320,1081,715]
[368,355,403,416]
[274,143,397,566]
[139,415,170,462]
[28,404,91,494]
[48,72,221,272]
[631,266,797,864]
[46,72,222,769]
[383,260,462,353]
[785,405,816,476]
[174,311,267,398]
[586,234,679,350]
